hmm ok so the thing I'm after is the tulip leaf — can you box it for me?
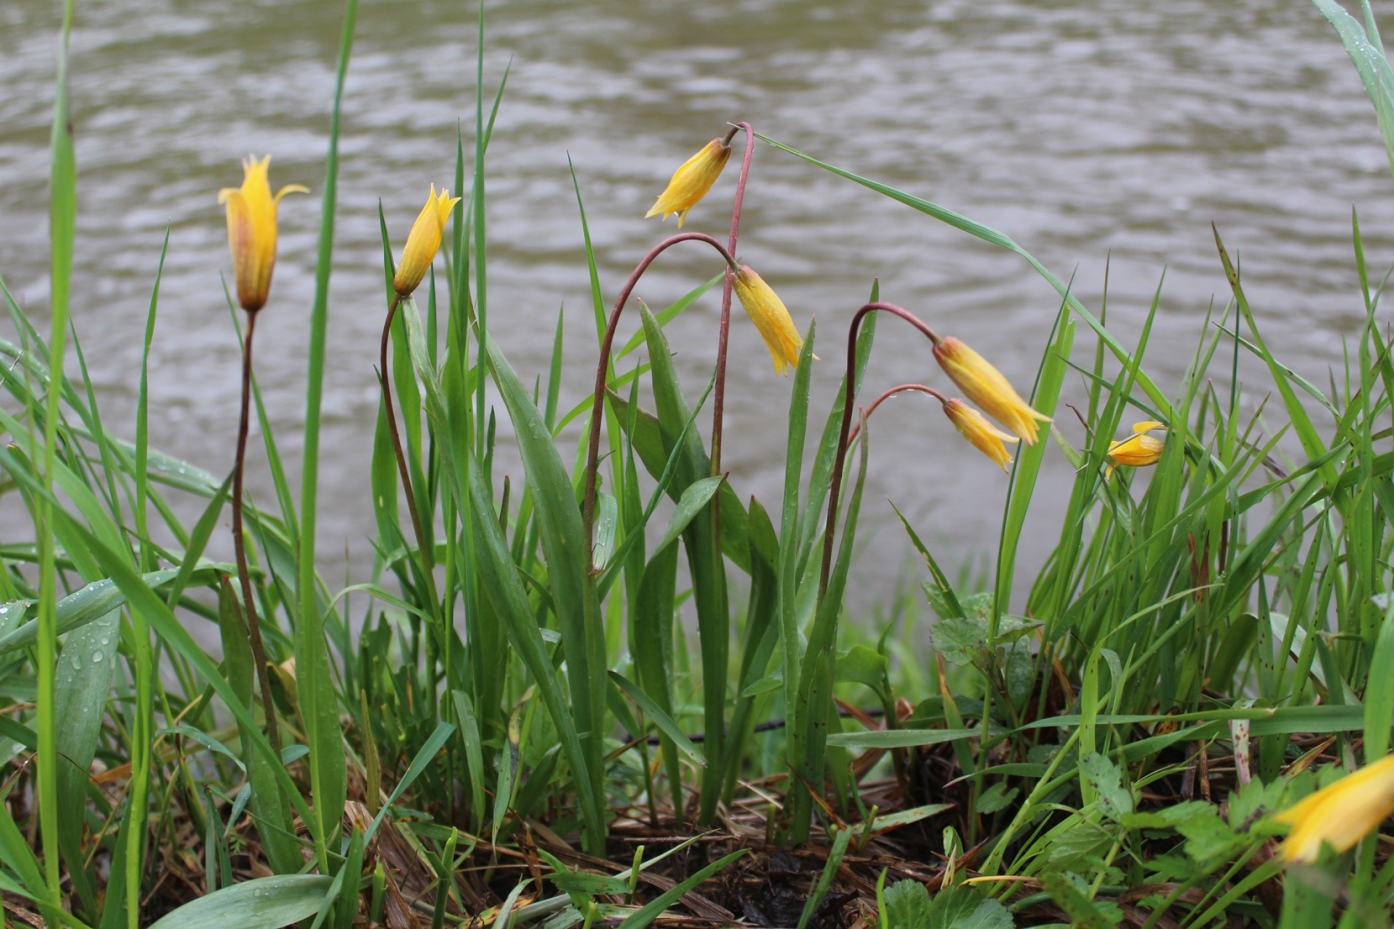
[606,389,753,575]
[483,332,606,853]
[146,875,335,929]
[639,303,728,821]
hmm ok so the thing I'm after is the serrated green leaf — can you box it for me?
[1079,753,1133,821]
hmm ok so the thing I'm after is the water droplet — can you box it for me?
[100,637,109,646]
[70,655,82,670]
[91,652,103,663]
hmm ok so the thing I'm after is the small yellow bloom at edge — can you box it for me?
[1105,421,1166,478]
[1273,753,1394,863]
[394,184,462,297]
[645,138,732,228]
[217,154,308,313]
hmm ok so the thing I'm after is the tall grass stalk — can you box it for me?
[38,0,76,918]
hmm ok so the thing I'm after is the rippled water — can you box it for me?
[1,0,1390,610]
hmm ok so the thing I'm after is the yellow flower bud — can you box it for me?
[394,185,462,297]
[732,265,803,375]
[942,399,1018,471]
[1104,421,1166,478]
[644,138,731,228]
[1273,754,1394,863]
[217,155,307,313]
[933,337,1052,445]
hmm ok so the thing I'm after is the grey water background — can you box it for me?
[1,0,1390,617]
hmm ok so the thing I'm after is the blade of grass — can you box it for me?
[295,0,358,869]
[37,0,76,914]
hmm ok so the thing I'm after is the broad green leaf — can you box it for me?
[146,876,334,929]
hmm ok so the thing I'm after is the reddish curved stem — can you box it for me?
[231,309,281,752]
[819,304,943,601]
[710,121,754,478]
[845,383,948,447]
[581,232,739,557]
[379,294,441,611]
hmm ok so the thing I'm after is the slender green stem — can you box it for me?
[820,304,942,601]
[380,293,442,612]
[232,309,281,753]
[37,0,76,916]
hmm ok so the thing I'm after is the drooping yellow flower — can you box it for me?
[644,138,731,228]
[394,185,462,297]
[1273,753,1394,863]
[731,265,803,375]
[942,399,1019,471]
[932,337,1052,445]
[218,155,308,313]
[1105,421,1166,479]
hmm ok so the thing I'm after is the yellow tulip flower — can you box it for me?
[645,138,731,228]
[394,185,462,297]
[1274,753,1394,863]
[731,265,803,375]
[943,399,1019,471]
[932,337,1051,445]
[1105,421,1166,478]
[218,154,307,313]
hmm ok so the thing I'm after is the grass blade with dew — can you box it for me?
[36,0,76,916]
[119,226,169,929]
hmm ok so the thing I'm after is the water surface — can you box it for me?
[1,0,1389,612]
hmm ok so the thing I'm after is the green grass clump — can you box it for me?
[4,1,1394,927]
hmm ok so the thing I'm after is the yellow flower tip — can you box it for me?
[393,184,462,297]
[932,337,1052,445]
[731,265,803,375]
[1275,754,1394,864]
[645,138,732,228]
[943,399,1018,471]
[1105,423,1166,478]
[218,154,306,313]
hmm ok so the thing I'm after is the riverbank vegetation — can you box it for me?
[4,1,1394,927]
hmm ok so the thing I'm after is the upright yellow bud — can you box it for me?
[645,138,731,228]
[933,337,1051,445]
[942,399,1019,471]
[1273,754,1394,863]
[732,265,803,375]
[217,154,307,313]
[1105,421,1166,478]
[394,185,462,297]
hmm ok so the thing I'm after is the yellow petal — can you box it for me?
[932,337,1051,445]
[731,265,803,375]
[1106,433,1165,469]
[645,138,731,228]
[1275,754,1394,863]
[217,154,305,313]
[394,184,462,297]
[942,399,1018,471]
